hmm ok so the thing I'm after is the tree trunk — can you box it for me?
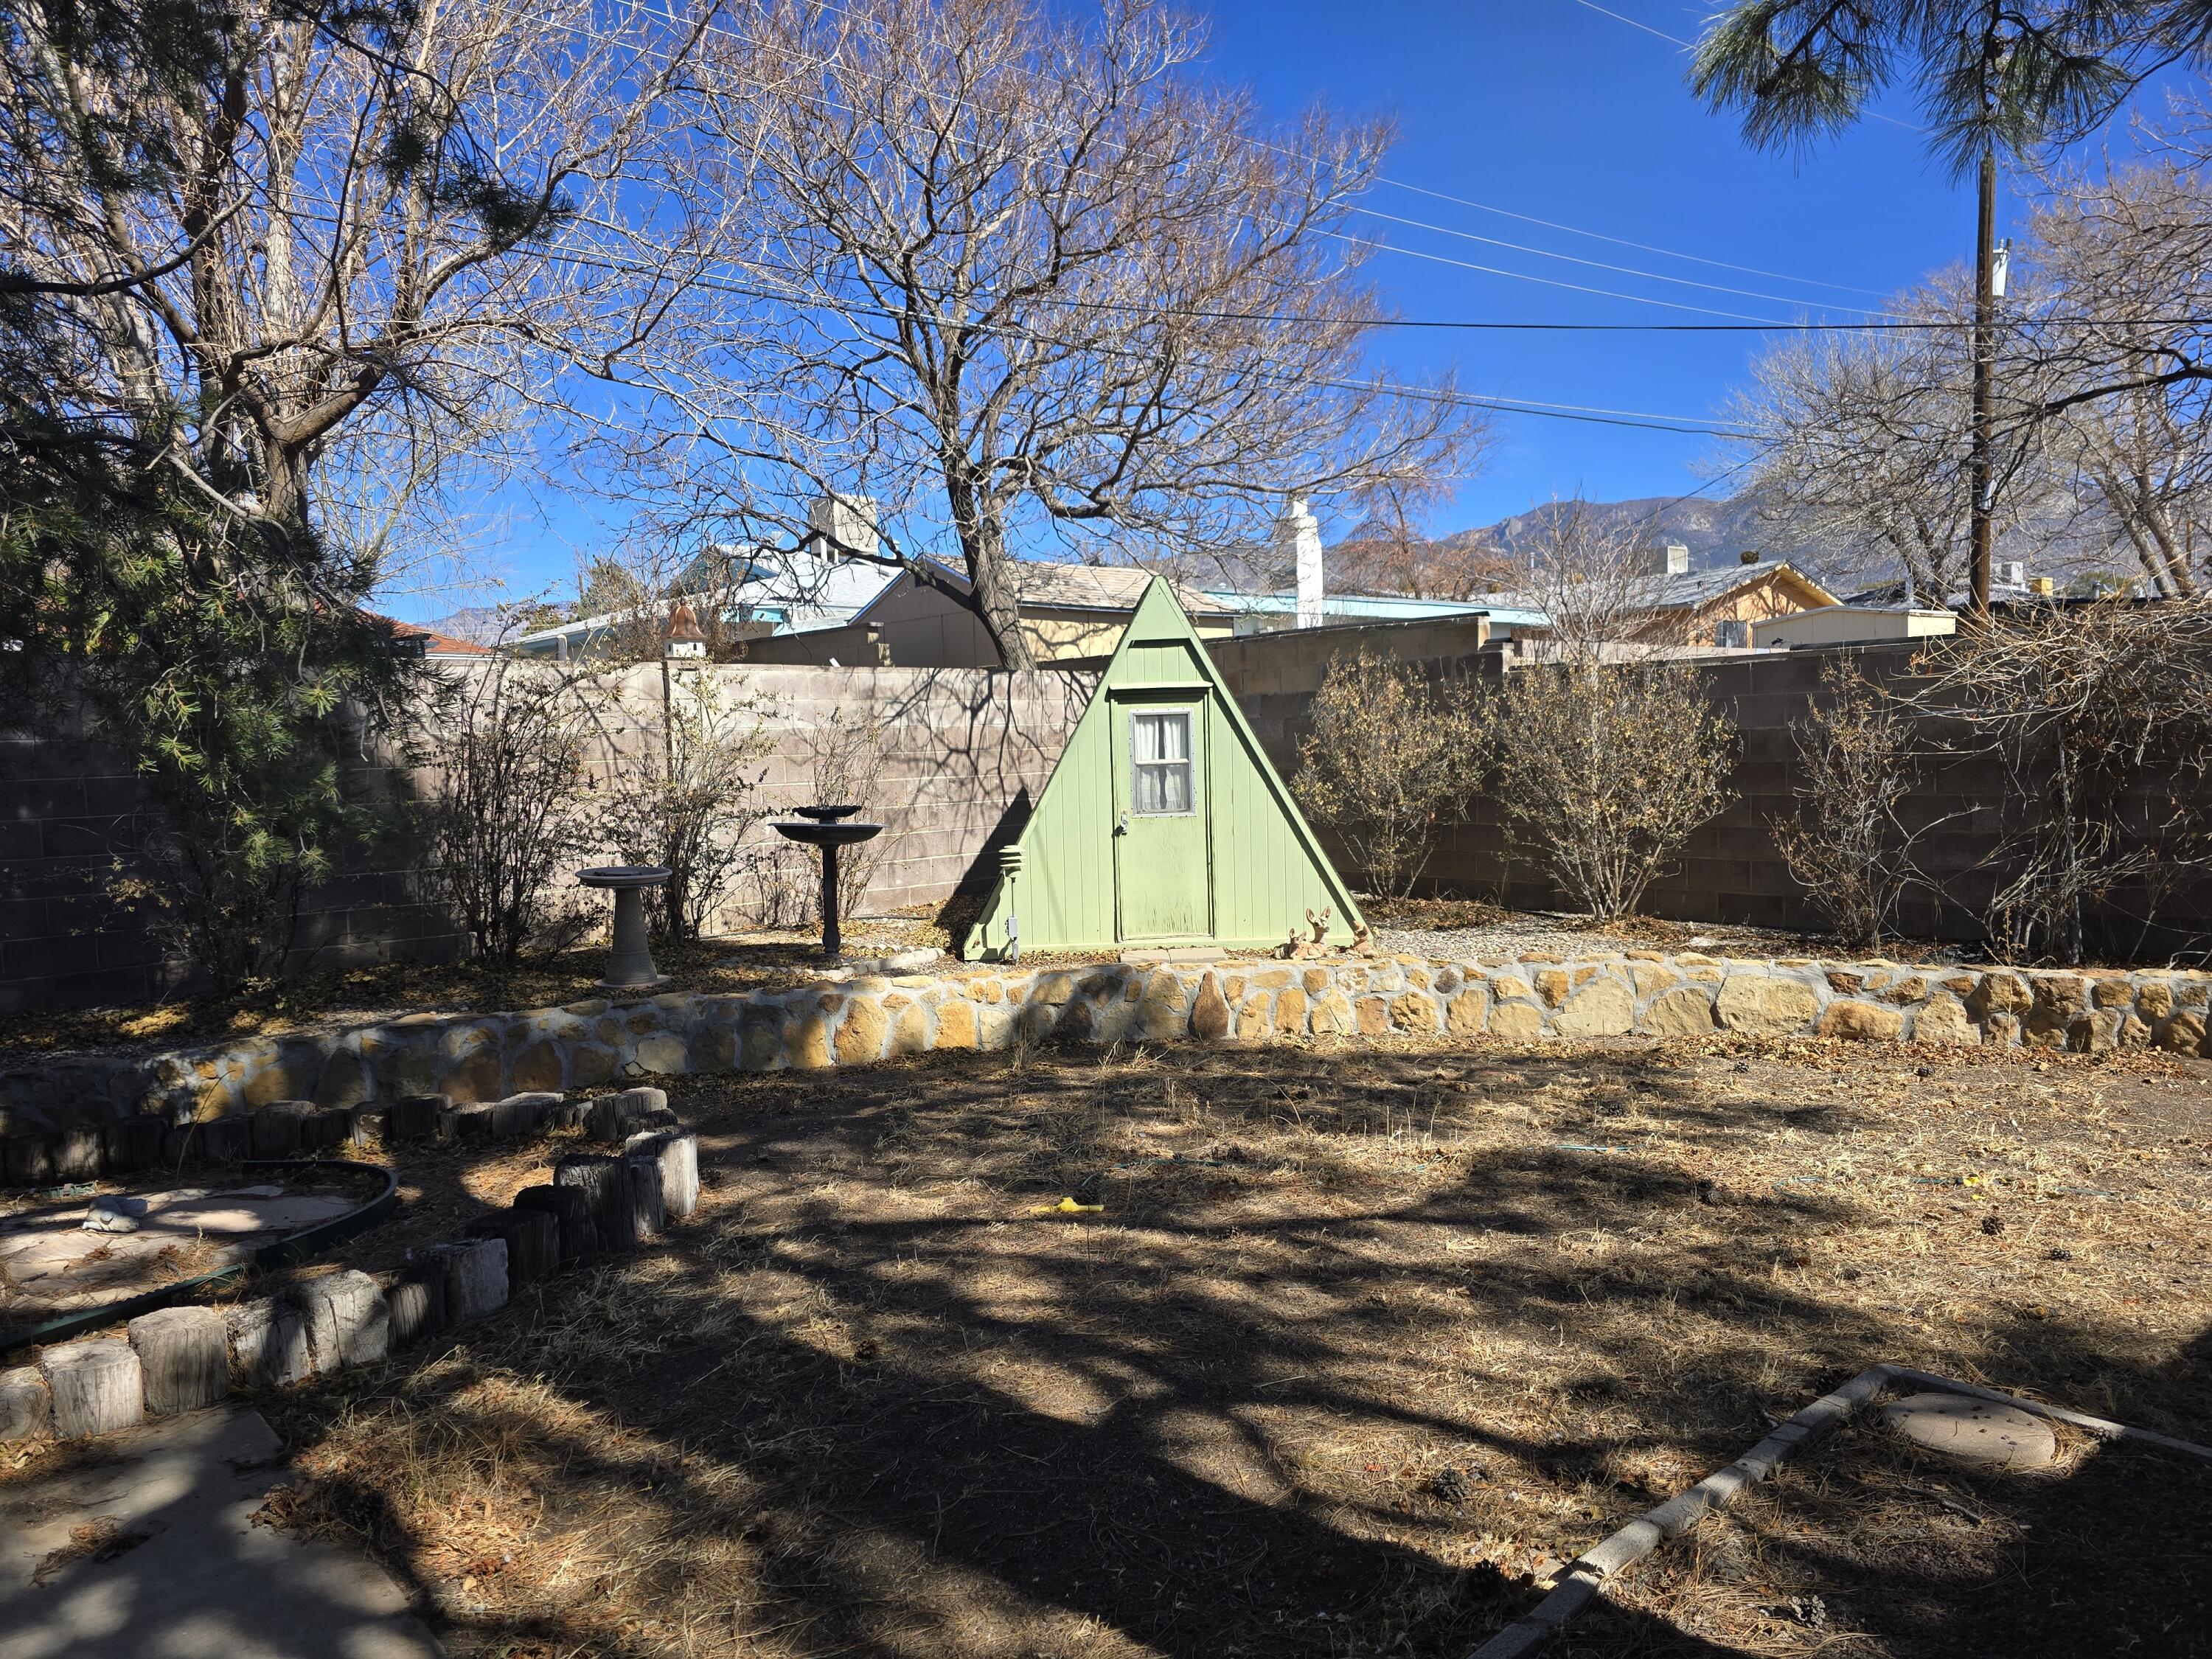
[947,469,1034,669]
[41,1340,143,1438]
[556,1152,639,1253]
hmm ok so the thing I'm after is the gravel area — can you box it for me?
[1371,911,1971,966]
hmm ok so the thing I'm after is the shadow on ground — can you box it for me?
[251,1038,2211,1659]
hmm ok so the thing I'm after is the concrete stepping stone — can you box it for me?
[0,1406,442,1658]
[1879,1391,2059,1469]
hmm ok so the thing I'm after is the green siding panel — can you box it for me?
[962,580,1362,960]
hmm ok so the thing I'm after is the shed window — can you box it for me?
[1130,710,1194,815]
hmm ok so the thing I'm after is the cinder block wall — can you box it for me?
[1,665,1090,1015]
[1214,633,2212,951]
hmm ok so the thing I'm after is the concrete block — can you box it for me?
[625,1130,700,1220]
[41,1339,143,1437]
[226,1296,314,1386]
[128,1307,230,1414]
[1,1365,52,1441]
[385,1267,446,1349]
[514,1183,597,1265]
[291,1269,390,1369]
[49,1127,102,1182]
[101,1116,165,1174]
[469,1207,560,1287]
[250,1100,316,1158]
[433,1237,509,1323]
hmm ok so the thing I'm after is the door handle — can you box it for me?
[1116,812,1129,835]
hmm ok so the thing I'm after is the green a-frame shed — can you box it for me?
[961,578,1365,961]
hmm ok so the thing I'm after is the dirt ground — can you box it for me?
[56,1030,2212,1658]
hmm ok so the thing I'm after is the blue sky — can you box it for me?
[414,0,2163,619]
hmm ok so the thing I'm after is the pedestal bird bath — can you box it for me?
[577,865,673,990]
[771,806,883,962]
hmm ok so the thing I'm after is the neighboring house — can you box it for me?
[511,544,896,661]
[825,557,1237,667]
[377,615,498,659]
[1753,605,1958,650]
[1200,589,1548,639]
[1480,546,1840,648]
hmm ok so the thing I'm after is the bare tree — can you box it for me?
[614,0,1478,667]
[2020,143,2212,597]
[1512,497,1677,660]
[1329,474,1513,600]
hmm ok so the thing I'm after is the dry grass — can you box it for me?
[148,1033,2212,1657]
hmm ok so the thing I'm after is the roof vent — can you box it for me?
[1642,543,1691,576]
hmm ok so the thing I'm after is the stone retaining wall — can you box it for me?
[4,950,2208,1140]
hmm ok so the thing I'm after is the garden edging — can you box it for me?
[4,950,2208,1141]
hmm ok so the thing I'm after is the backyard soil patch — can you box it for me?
[29,1032,2205,1658]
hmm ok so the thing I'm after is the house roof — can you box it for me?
[1201,590,1549,627]
[513,545,897,652]
[861,555,1230,621]
[1478,559,1839,618]
[371,613,498,657]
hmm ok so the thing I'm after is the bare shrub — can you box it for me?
[421,665,593,962]
[1773,659,1927,949]
[591,671,779,943]
[810,707,892,922]
[1293,650,1482,900]
[1489,661,1736,922]
[1904,598,2212,963]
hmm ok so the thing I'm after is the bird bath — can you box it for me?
[576,864,673,990]
[771,807,883,961]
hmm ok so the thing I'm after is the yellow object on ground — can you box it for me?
[1029,1197,1105,1215]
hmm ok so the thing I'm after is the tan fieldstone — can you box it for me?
[1434,967,1464,995]
[1686,967,1723,982]
[1191,974,1232,1041]
[1238,994,1275,1037]
[1310,989,1356,1036]
[1356,997,1390,1036]
[1942,975,1978,995]
[740,1015,782,1071]
[1715,975,1820,1037]
[1554,979,1634,1039]
[1818,1001,1905,1042]
[1913,995,1978,1046]
[2155,1009,2207,1054]
[1405,967,1431,991]
[1571,966,1599,990]
[977,979,1004,1004]
[2022,1009,2071,1048]
[1446,986,1489,1036]
[2119,1012,2152,1048]
[1253,968,1293,990]
[1534,970,1572,1009]
[1639,987,1717,1038]
[890,1004,931,1057]
[2071,1011,2124,1054]
[2137,981,2176,1020]
[439,1046,502,1104]
[2091,978,2134,1008]
[1304,968,1332,995]
[509,1040,563,1094]
[1493,974,1533,1002]
[837,997,889,1064]
[311,1048,368,1110]
[1137,971,1190,1041]
[975,1002,1019,1048]
[572,1044,619,1088]
[1489,1002,1545,1042]
[1826,970,1867,995]
[1275,987,1309,1033]
[1631,964,1681,998]
[1971,973,2034,1018]
[786,1012,832,1070]
[882,992,911,1012]
[1057,1000,1096,1043]
[1391,992,1442,1035]
[1983,1012,2021,1047]
[1674,952,1717,967]
[690,1023,737,1074]
[936,1000,978,1051]
[1882,975,1930,1005]
[1032,973,1079,1006]
[633,1033,688,1075]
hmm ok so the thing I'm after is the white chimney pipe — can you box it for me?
[1276,498,1324,630]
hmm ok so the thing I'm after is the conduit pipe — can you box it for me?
[1469,1363,2212,1659]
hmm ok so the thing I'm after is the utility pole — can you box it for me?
[1968,134,1997,619]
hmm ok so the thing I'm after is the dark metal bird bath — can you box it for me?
[577,864,673,990]
[771,806,883,961]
